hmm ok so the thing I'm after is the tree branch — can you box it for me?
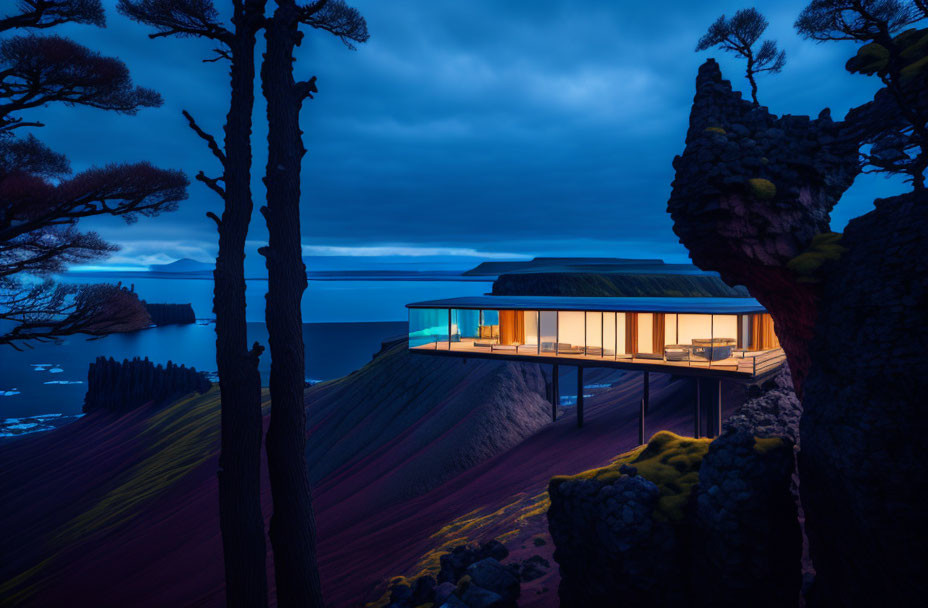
[195,171,226,198]
[182,109,227,166]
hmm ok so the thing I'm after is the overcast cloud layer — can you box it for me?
[19,0,907,268]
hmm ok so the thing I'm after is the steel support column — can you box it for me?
[551,363,559,422]
[640,371,649,444]
[695,378,701,439]
[576,366,584,428]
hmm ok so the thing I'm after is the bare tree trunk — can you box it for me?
[261,1,325,605]
[215,2,269,606]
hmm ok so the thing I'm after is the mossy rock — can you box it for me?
[704,126,727,135]
[901,55,928,81]
[786,232,846,283]
[748,178,776,200]
[898,28,928,61]
[847,42,889,75]
[554,431,711,522]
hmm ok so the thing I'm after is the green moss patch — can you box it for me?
[787,232,846,283]
[704,126,727,135]
[748,178,776,200]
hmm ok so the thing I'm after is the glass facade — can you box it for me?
[408,306,783,375]
[409,308,449,349]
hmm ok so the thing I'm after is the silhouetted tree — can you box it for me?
[696,8,786,104]
[117,0,270,605]
[0,0,187,347]
[260,0,366,605]
[796,1,927,189]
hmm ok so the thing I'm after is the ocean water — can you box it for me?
[0,277,492,424]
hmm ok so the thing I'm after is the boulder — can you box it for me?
[459,584,505,608]
[465,558,519,603]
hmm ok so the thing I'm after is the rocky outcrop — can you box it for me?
[491,272,748,297]
[669,58,928,607]
[383,540,541,608]
[83,356,211,414]
[547,430,798,607]
[691,431,800,607]
[142,302,196,325]
[799,191,928,606]
[723,365,800,446]
[667,59,859,392]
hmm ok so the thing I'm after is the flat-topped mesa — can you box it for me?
[667,59,860,392]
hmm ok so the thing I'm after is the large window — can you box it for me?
[409,308,448,348]
[637,312,653,354]
[678,314,712,345]
[558,311,585,354]
[586,311,602,356]
[540,311,557,353]
[478,309,500,343]
[603,312,616,357]
[712,315,738,345]
[523,310,539,351]
[451,309,479,342]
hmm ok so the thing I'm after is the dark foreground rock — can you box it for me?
[83,356,211,414]
[800,192,928,606]
[384,540,543,608]
[548,429,798,607]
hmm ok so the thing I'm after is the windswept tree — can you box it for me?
[117,0,271,605]
[796,0,928,189]
[260,0,367,604]
[696,8,787,104]
[0,0,188,347]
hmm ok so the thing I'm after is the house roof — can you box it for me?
[406,295,766,315]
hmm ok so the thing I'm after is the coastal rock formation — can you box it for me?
[669,59,928,606]
[547,429,798,607]
[492,272,748,297]
[83,356,211,414]
[800,192,928,606]
[667,59,859,392]
[142,302,196,325]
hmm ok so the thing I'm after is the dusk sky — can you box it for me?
[27,0,907,269]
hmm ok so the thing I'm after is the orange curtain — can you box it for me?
[499,310,525,345]
[625,313,638,354]
[751,313,780,350]
[652,313,665,354]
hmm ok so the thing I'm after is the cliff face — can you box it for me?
[83,356,211,414]
[800,192,928,605]
[668,59,928,606]
[667,59,859,392]
[491,272,748,297]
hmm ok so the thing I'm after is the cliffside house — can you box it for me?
[406,295,785,438]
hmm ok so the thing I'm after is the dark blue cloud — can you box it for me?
[16,1,908,267]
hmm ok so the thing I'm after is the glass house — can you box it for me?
[407,295,784,378]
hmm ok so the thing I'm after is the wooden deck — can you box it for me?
[410,340,786,380]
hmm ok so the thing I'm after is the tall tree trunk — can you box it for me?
[261,1,325,605]
[215,2,268,606]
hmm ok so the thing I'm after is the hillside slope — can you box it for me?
[0,342,745,607]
